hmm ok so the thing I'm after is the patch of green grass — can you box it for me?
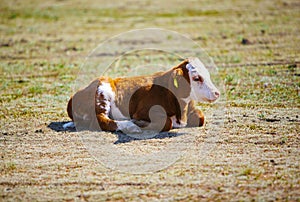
[155,9,221,18]
[224,75,236,85]
[0,162,17,174]
[279,136,288,145]
[28,85,44,95]
[1,8,59,21]
[220,64,300,107]
[0,85,24,103]
[257,112,265,119]
[239,167,253,176]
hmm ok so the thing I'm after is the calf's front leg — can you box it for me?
[96,113,141,133]
[132,105,173,132]
[186,100,205,127]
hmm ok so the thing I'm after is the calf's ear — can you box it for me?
[172,69,183,88]
[174,59,189,68]
[173,68,183,76]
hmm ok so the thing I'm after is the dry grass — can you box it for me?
[0,0,299,201]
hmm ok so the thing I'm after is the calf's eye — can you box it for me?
[192,76,204,83]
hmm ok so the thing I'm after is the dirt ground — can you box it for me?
[0,0,299,201]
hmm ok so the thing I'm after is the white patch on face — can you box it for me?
[171,116,187,128]
[186,58,220,103]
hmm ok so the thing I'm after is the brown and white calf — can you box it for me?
[63,57,220,133]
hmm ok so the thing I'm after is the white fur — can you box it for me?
[97,82,128,120]
[95,84,112,117]
[116,120,142,134]
[171,116,187,128]
[97,82,140,133]
[181,96,191,104]
[186,58,220,103]
[97,82,115,100]
[63,121,75,129]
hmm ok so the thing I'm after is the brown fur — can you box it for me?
[66,59,205,132]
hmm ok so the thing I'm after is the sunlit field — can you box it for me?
[0,0,299,200]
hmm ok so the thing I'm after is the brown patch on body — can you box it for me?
[66,59,205,132]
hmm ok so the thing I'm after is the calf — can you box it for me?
[63,57,220,133]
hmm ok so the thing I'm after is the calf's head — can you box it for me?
[186,57,220,103]
[170,57,220,103]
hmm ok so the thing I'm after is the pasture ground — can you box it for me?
[0,0,299,201]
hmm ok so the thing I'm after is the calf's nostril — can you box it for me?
[214,91,220,97]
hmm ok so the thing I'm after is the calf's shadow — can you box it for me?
[47,122,186,144]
